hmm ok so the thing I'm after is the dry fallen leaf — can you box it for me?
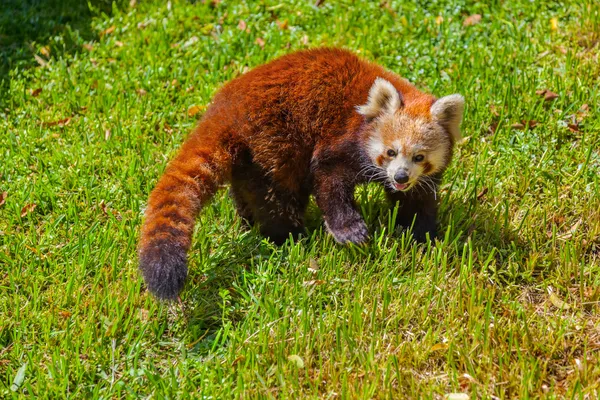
[164,122,173,134]
[100,25,116,37]
[463,14,481,26]
[42,117,71,127]
[136,88,147,96]
[34,54,47,67]
[20,203,37,217]
[511,122,525,130]
[277,19,289,30]
[315,0,325,6]
[287,355,305,368]
[0,192,7,207]
[83,43,94,51]
[115,41,124,47]
[30,88,42,97]
[40,46,50,57]
[557,218,582,240]
[477,187,488,201]
[187,105,203,117]
[237,20,247,31]
[547,287,571,309]
[186,86,195,93]
[301,35,309,45]
[255,37,265,48]
[430,343,448,351]
[303,280,325,287]
[536,89,559,101]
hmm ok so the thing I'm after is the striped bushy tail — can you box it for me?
[138,127,230,300]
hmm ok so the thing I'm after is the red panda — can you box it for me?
[139,48,464,300]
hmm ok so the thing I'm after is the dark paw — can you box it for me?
[139,241,188,300]
[327,219,370,245]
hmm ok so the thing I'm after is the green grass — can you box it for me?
[1,0,600,398]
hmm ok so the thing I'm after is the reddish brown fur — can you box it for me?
[138,48,446,300]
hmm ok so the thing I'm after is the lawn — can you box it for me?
[1,0,599,398]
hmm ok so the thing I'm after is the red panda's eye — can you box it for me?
[413,154,425,162]
[387,149,397,157]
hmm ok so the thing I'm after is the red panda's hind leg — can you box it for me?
[231,152,309,244]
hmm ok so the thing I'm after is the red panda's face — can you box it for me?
[357,78,464,192]
[365,115,452,191]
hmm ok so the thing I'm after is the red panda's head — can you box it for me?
[357,78,464,192]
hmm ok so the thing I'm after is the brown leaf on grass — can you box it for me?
[458,373,477,390]
[237,20,247,31]
[34,54,47,67]
[557,218,582,241]
[301,35,309,45]
[83,43,94,51]
[136,88,147,96]
[567,123,580,132]
[99,200,108,215]
[463,14,481,26]
[488,121,499,134]
[477,187,488,201]
[276,19,288,30]
[185,86,195,93]
[20,203,37,217]
[187,105,204,117]
[115,41,124,47]
[255,37,265,48]
[164,122,173,134]
[315,0,325,6]
[30,88,42,97]
[42,117,71,127]
[511,120,538,130]
[303,280,325,287]
[58,310,72,318]
[39,46,50,57]
[129,0,137,7]
[100,25,116,37]
[547,287,571,309]
[0,192,7,207]
[430,343,448,351]
[536,89,559,101]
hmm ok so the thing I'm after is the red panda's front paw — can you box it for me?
[326,219,370,245]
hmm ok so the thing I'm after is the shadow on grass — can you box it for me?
[178,188,534,352]
[0,0,126,105]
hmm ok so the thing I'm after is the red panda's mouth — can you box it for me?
[393,182,409,191]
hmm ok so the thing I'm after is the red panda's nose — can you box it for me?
[394,170,409,184]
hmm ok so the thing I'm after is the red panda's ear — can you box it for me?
[356,78,403,120]
[431,94,465,142]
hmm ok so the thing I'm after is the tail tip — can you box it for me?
[139,241,188,300]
